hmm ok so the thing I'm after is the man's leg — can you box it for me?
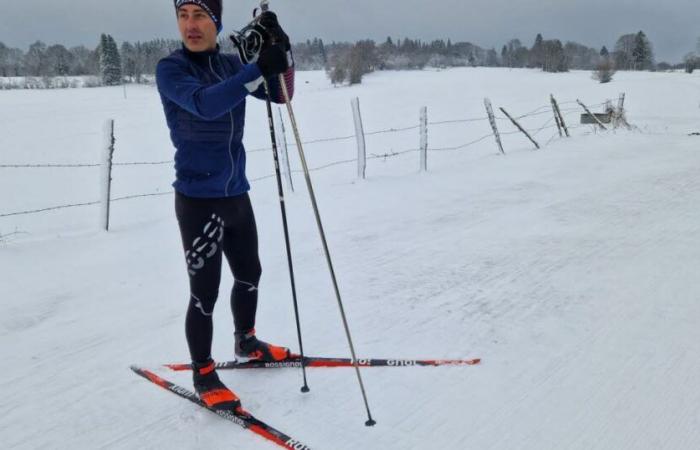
[175,192,225,363]
[221,193,262,334]
[175,193,241,411]
[222,193,290,362]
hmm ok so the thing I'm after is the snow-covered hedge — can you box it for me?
[0,75,154,90]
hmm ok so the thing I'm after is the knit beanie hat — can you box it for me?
[174,0,223,33]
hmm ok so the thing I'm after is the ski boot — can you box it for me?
[192,359,241,411]
[234,329,292,363]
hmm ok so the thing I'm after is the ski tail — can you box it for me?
[165,356,481,371]
[130,366,311,450]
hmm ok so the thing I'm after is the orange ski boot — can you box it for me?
[192,359,241,411]
[234,329,291,363]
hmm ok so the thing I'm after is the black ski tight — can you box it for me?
[175,192,262,363]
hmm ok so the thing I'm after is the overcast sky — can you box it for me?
[2,0,698,62]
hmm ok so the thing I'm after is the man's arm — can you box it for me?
[156,58,264,120]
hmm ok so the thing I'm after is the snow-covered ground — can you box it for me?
[1,68,700,449]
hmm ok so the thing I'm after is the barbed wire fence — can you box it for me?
[0,93,625,231]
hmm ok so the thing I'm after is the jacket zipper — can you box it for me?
[208,55,236,196]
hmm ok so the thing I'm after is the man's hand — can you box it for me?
[256,44,289,78]
[257,11,290,51]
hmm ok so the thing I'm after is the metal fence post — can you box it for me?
[351,97,367,179]
[420,106,428,171]
[101,119,115,231]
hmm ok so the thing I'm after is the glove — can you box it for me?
[256,44,289,78]
[257,11,290,51]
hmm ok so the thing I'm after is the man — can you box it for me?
[156,0,295,411]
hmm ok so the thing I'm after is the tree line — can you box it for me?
[0,30,679,87]
[320,31,659,85]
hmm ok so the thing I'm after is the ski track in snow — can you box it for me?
[1,68,700,449]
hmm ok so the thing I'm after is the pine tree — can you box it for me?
[318,38,327,66]
[530,33,544,68]
[99,34,123,85]
[0,42,8,77]
[632,31,653,71]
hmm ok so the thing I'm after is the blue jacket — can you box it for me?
[156,45,294,198]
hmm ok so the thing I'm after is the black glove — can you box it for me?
[256,44,289,78]
[257,11,290,51]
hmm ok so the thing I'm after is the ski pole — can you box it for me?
[261,78,310,394]
[272,57,377,428]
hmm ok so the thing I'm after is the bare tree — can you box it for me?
[542,39,567,72]
[593,58,616,83]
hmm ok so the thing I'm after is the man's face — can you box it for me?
[177,5,218,52]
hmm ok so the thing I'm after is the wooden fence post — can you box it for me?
[484,98,505,154]
[577,99,608,130]
[101,119,115,231]
[351,97,367,179]
[550,94,569,137]
[551,95,563,137]
[500,107,540,150]
[614,93,632,130]
[420,106,428,171]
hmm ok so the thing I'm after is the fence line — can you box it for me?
[0,95,625,220]
[0,163,100,168]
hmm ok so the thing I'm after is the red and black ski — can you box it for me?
[165,356,481,371]
[131,366,311,450]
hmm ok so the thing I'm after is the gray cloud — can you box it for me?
[1,0,698,62]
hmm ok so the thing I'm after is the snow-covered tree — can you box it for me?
[46,44,73,76]
[593,55,616,83]
[684,52,698,73]
[530,33,544,68]
[614,33,637,70]
[24,41,48,76]
[542,39,568,72]
[486,47,499,67]
[99,34,122,85]
[0,42,8,76]
[632,31,654,70]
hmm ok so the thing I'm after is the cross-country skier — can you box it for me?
[156,0,295,411]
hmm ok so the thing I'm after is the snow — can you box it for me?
[1,68,700,449]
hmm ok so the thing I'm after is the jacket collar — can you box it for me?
[182,43,221,65]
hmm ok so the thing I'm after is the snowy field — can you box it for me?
[1,68,700,449]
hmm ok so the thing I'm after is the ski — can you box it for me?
[131,366,311,450]
[165,356,481,371]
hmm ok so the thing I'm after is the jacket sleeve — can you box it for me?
[156,58,264,120]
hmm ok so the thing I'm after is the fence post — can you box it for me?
[276,107,294,192]
[617,92,625,113]
[551,95,563,137]
[614,93,632,130]
[550,94,569,137]
[420,106,428,171]
[351,97,367,179]
[484,98,505,154]
[500,107,540,150]
[577,99,608,130]
[101,119,115,231]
